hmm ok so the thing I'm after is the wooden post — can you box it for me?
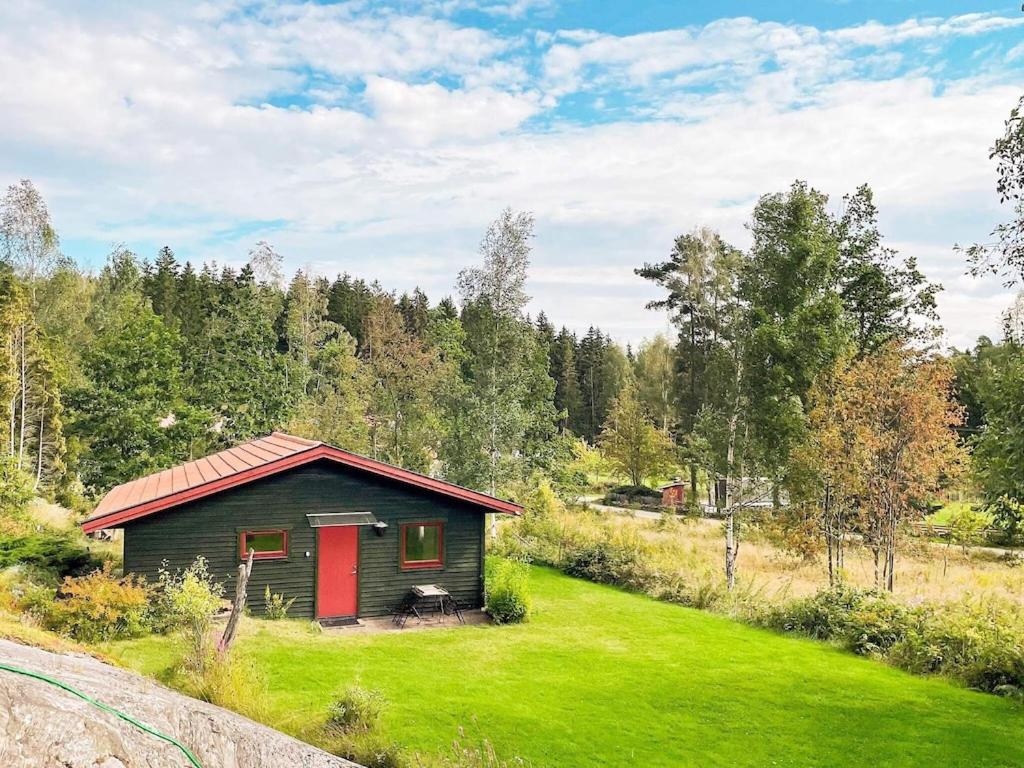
[219,549,254,653]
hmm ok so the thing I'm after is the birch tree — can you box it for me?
[457,208,555,534]
[633,335,676,433]
[740,183,848,501]
[964,95,1024,282]
[0,181,66,487]
[0,180,61,305]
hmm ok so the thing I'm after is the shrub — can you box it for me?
[485,559,532,624]
[47,563,151,642]
[327,685,387,734]
[263,585,296,620]
[762,585,916,654]
[888,600,1024,694]
[0,530,106,578]
[188,650,270,723]
[763,586,1024,694]
[0,564,56,613]
[520,475,565,519]
[647,570,727,611]
[607,485,660,500]
[762,586,873,641]
[155,557,224,667]
[654,508,679,532]
[604,485,661,507]
[320,685,402,767]
[0,455,34,517]
[323,730,406,768]
[562,528,648,587]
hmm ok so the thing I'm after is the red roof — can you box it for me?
[82,432,521,533]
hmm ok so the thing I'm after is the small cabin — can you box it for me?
[82,432,521,621]
[660,481,687,508]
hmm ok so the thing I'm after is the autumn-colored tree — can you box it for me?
[798,342,965,590]
[789,356,867,585]
[598,379,677,487]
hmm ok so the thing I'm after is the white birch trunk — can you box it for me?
[723,355,743,591]
[17,324,26,468]
[34,382,45,489]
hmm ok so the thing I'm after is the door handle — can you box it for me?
[351,566,358,575]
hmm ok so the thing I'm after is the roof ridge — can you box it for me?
[268,431,321,447]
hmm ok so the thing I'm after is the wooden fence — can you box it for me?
[908,521,1001,539]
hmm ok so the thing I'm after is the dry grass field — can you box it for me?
[612,512,1024,609]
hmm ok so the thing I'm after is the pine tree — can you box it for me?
[398,288,431,339]
[192,265,291,444]
[836,185,940,355]
[550,327,582,433]
[637,227,745,495]
[175,262,205,343]
[146,246,179,323]
[576,328,626,441]
[327,274,377,349]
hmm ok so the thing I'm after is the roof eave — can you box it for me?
[82,445,522,533]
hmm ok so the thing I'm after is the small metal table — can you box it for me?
[392,584,465,628]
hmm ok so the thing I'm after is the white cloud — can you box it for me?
[364,77,540,142]
[225,3,512,81]
[826,13,1024,48]
[541,12,1023,111]
[0,2,1020,348]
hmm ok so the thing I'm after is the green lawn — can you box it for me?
[105,567,1023,768]
[927,501,991,526]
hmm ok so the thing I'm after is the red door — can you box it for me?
[317,526,359,618]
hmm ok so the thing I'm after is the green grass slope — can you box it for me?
[107,567,1023,768]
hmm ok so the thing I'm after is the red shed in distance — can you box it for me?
[660,480,687,508]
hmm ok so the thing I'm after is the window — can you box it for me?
[239,529,288,560]
[400,522,444,570]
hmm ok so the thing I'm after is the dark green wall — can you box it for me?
[121,460,486,618]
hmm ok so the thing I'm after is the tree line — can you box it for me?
[2,93,1022,596]
[0,197,631,509]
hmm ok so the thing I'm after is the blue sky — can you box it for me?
[0,0,1022,347]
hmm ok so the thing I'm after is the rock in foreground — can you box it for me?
[0,638,359,768]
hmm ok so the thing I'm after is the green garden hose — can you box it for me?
[0,662,203,768]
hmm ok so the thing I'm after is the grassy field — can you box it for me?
[104,567,1023,768]
[926,501,992,526]
[615,512,1024,607]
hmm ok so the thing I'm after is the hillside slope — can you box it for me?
[109,567,1024,767]
[0,639,358,768]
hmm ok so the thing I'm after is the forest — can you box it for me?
[1,96,1023,595]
